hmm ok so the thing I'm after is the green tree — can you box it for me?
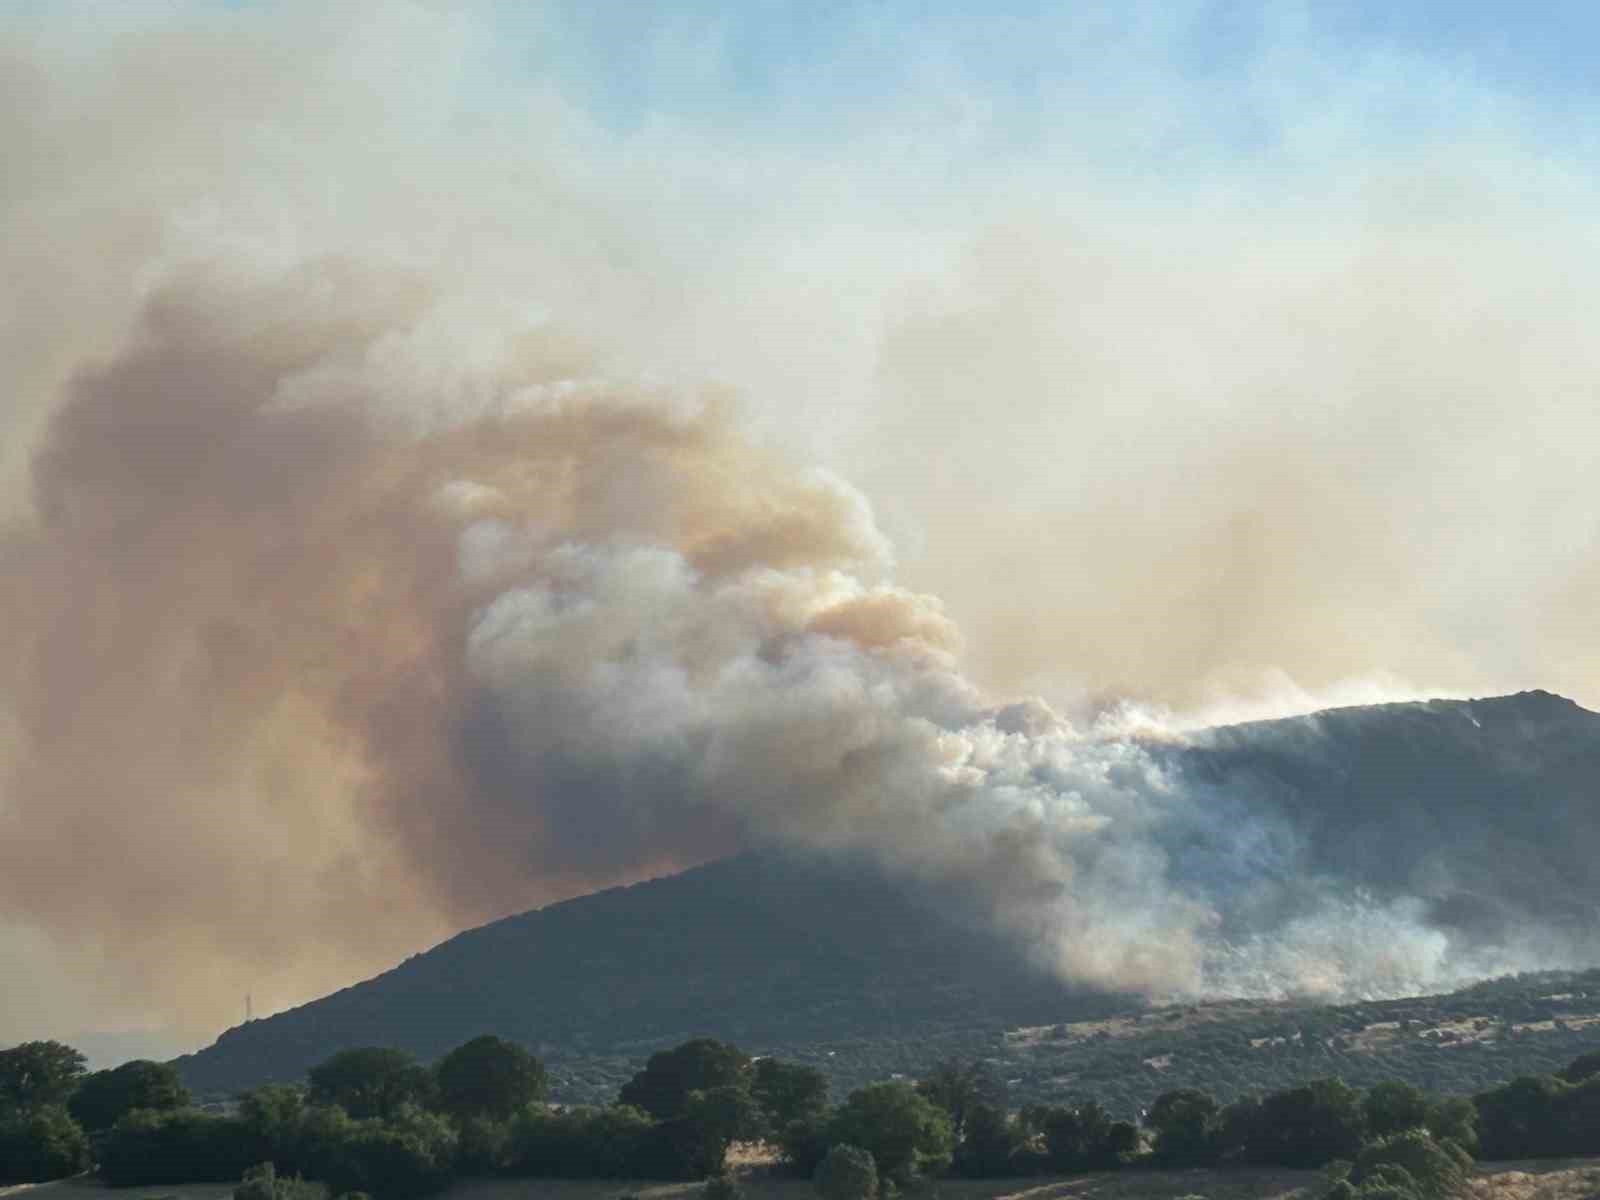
[0,1103,91,1183]
[1561,1050,1600,1084]
[752,1059,829,1132]
[68,1059,188,1132]
[828,1082,952,1184]
[619,1039,750,1120]
[1146,1088,1220,1166]
[238,1084,309,1171]
[434,1036,546,1121]
[1424,1097,1476,1155]
[0,1041,87,1109]
[774,1111,833,1178]
[1249,1079,1367,1168]
[915,1060,1002,1142]
[814,1143,878,1200]
[1364,1082,1430,1141]
[686,1082,765,1170]
[98,1108,257,1186]
[308,1048,434,1120]
[954,1102,1020,1178]
[1473,1075,1567,1160]
[320,1105,458,1200]
[1349,1131,1469,1200]
[1024,1101,1127,1171]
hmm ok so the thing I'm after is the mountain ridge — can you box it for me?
[175,690,1600,1101]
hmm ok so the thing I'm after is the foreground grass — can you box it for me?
[6,1161,1600,1200]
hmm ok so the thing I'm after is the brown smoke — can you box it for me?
[0,259,937,1030]
[9,3,1600,1042]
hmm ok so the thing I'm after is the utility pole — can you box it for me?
[246,993,253,1023]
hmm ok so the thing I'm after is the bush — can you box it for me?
[454,1114,511,1175]
[504,1104,654,1179]
[953,1102,1020,1177]
[1248,1079,1367,1168]
[1146,1089,1220,1167]
[775,1112,833,1177]
[234,1161,322,1200]
[814,1144,877,1200]
[433,1037,547,1121]
[70,1060,189,1133]
[1364,1083,1430,1141]
[1349,1131,1469,1200]
[0,1104,91,1182]
[99,1108,257,1186]
[307,1050,434,1121]
[828,1083,952,1183]
[704,1172,743,1200]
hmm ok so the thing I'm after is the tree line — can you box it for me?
[7,1034,1600,1199]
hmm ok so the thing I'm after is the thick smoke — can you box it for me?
[7,3,1600,1041]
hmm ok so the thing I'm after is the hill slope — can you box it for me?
[175,849,1126,1097]
[176,690,1600,1101]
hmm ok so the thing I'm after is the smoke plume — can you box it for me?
[6,3,1600,1042]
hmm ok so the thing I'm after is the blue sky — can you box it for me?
[477,1,1600,159]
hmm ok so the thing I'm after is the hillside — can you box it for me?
[175,849,1128,1099]
[176,690,1600,1105]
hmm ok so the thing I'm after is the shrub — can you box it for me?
[0,1103,91,1182]
[433,1037,547,1121]
[814,1144,877,1200]
[1349,1131,1469,1200]
[99,1108,257,1186]
[704,1171,743,1200]
[827,1083,952,1183]
[454,1114,511,1175]
[234,1161,322,1200]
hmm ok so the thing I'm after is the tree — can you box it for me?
[308,1047,434,1120]
[1561,1051,1600,1084]
[752,1058,829,1132]
[774,1111,833,1178]
[0,1104,91,1183]
[68,1059,188,1132]
[1348,1131,1469,1200]
[685,1083,765,1168]
[318,1105,458,1200]
[98,1108,258,1186]
[1146,1088,1219,1166]
[1473,1075,1567,1160]
[238,1084,310,1170]
[828,1082,952,1184]
[1364,1082,1430,1141]
[1021,1100,1132,1172]
[1249,1079,1366,1168]
[814,1143,877,1200]
[434,1036,546,1121]
[954,1102,1020,1178]
[0,1041,87,1109]
[619,1039,750,1120]
[1424,1096,1476,1154]
[915,1060,1003,1142]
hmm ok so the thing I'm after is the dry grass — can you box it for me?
[7,1160,1600,1200]
[446,1166,1324,1200]
[0,1180,234,1200]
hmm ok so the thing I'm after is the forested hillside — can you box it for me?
[177,692,1600,1109]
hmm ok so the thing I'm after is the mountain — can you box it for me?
[175,849,1129,1099]
[1172,689,1600,944]
[175,690,1600,1102]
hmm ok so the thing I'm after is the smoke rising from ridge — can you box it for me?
[7,3,1600,1040]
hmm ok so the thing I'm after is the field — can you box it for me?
[11,1161,1600,1200]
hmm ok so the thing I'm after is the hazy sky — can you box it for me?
[4,2,1600,1053]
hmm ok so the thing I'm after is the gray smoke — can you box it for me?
[6,3,1600,1042]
